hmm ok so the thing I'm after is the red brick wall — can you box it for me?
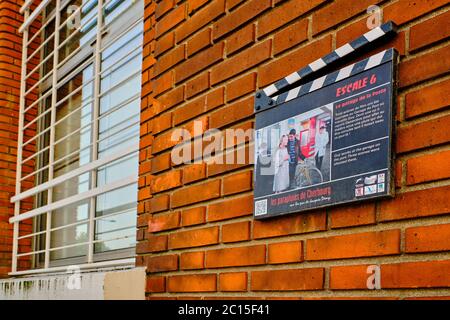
[138,0,450,299]
[0,0,39,277]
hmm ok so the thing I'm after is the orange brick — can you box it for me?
[185,72,209,98]
[380,185,450,221]
[330,202,376,229]
[268,241,303,264]
[219,272,247,292]
[397,114,450,153]
[258,0,322,37]
[181,206,206,226]
[137,234,168,253]
[222,170,252,196]
[205,87,225,111]
[168,226,219,249]
[209,96,254,128]
[258,35,332,87]
[399,44,450,88]
[253,211,326,239]
[384,0,448,26]
[146,254,178,273]
[146,276,166,293]
[205,244,265,268]
[405,223,450,253]
[306,230,400,260]
[187,28,211,57]
[329,264,370,289]
[222,221,251,243]
[153,71,173,96]
[213,0,270,40]
[148,211,181,232]
[180,251,204,270]
[405,78,450,119]
[156,86,185,113]
[211,40,271,85]
[156,0,176,19]
[406,150,450,185]
[182,163,206,184]
[225,23,255,55]
[251,268,324,291]
[207,194,253,222]
[175,42,224,83]
[176,0,225,42]
[148,194,170,213]
[381,260,450,288]
[410,10,450,51]
[273,19,308,55]
[152,112,173,135]
[150,170,182,193]
[155,32,175,57]
[226,72,256,103]
[168,274,217,292]
[172,179,221,208]
[154,45,185,76]
[156,3,186,38]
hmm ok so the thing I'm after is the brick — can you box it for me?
[273,19,308,55]
[210,96,254,128]
[213,0,270,40]
[175,42,224,83]
[157,86,185,113]
[396,114,450,153]
[205,244,265,268]
[226,72,256,103]
[222,221,250,243]
[187,28,211,57]
[180,251,204,269]
[380,185,450,221]
[226,0,245,10]
[258,0,322,37]
[406,150,450,185]
[330,202,376,229]
[205,87,225,111]
[207,194,253,222]
[156,0,176,19]
[251,268,324,291]
[258,35,332,87]
[219,272,247,292]
[253,211,326,239]
[330,264,376,290]
[405,78,450,119]
[173,95,207,125]
[225,23,255,55]
[406,223,450,253]
[138,234,168,253]
[222,170,252,196]
[153,71,173,96]
[176,0,225,42]
[154,45,185,76]
[211,40,271,85]
[172,179,221,208]
[156,3,186,38]
[182,163,206,184]
[399,44,450,88]
[382,260,450,288]
[410,10,450,51]
[186,72,209,98]
[153,112,172,134]
[146,254,178,273]
[384,0,448,26]
[268,241,303,264]
[148,211,181,232]
[181,206,206,226]
[168,274,217,292]
[168,226,219,249]
[148,194,170,213]
[188,0,209,14]
[306,230,401,260]
[150,170,182,193]
[146,276,166,293]
[312,0,383,35]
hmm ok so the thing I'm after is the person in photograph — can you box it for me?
[256,142,273,195]
[287,129,305,188]
[315,125,329,170]
[273,135,290,193]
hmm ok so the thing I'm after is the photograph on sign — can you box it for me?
[254,49,397,219]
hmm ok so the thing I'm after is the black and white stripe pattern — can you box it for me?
[271,49,394,105]
[262,21,397,98]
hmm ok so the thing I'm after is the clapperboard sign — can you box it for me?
[253,22,398,219]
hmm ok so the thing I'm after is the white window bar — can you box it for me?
[11,0,144,275]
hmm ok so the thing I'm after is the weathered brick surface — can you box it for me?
[138,0,450,298]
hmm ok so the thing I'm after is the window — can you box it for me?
[11,0,144,274]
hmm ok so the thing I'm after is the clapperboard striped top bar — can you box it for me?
[255,21,397,112]
[271,48,396,105]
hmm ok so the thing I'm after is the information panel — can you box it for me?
[254,49,397,219]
